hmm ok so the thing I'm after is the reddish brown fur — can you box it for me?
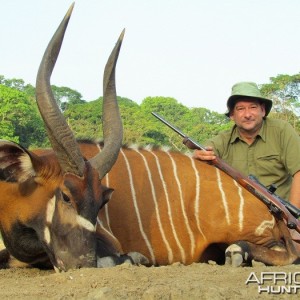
[0,153,62,232]
[0,145,118,270]
[80,143,299,266]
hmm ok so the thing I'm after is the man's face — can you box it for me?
[230,98,266,133]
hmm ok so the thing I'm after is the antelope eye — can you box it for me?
[62,193,71,204]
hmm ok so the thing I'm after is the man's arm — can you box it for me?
[290,171,300,208]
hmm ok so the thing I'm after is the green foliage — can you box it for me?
[51,85,85,111]
[64,99,104,139]
[0,120,18,143]
[0,75,35,97]
[0,84,47,148]
[0,72,300,150]
[260,73,300,132]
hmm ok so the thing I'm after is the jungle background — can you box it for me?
[1,73,300,151]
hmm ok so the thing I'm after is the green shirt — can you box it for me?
[206,118,300,200]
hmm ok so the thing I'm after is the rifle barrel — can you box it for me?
[152,112,206,150]
[151,112,186,138]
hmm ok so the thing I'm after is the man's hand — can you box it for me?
[193,146,216,161]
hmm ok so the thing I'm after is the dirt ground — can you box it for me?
[0,240,299,300]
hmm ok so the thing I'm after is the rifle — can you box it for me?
[152,112,300,236]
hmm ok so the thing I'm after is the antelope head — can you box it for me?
[35,3,125,270]
[0,3,124,271]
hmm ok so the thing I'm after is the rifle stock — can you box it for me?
[152,112,300,236]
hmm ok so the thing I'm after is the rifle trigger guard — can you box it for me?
[269,204,282,218]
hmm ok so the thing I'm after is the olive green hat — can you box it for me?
[225,82,273,117]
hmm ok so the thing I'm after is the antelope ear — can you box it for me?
[100,187,114,209]
[0,140,36,183]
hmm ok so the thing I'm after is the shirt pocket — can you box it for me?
[256,153,282,180]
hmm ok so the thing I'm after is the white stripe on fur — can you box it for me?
[167,151,195,261]
[121,149,156,264]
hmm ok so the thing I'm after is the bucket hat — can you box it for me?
[225,82,272,117]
